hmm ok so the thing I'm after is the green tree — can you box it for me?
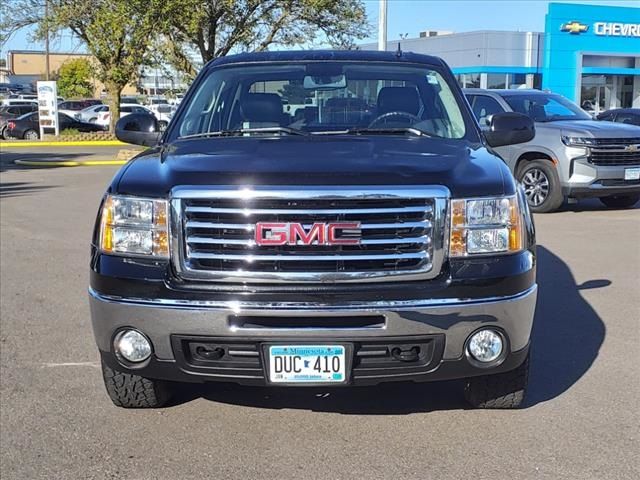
[55,58,94,98]
[163,0,370,77]
[45,0,167,132]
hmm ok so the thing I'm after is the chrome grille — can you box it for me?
[171,186,449,283]
[589,138,640,166]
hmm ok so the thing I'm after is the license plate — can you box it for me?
[268,345,346,384]
[624,167,640,181]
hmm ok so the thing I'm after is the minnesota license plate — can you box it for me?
[624,167,640,181]
[268,345,346,384]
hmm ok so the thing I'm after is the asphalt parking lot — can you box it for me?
[1,160,638,480]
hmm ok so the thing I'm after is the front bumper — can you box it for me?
[90,284,537,386]
[564,158,640,198]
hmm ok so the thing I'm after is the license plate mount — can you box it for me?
[264,344,351,385]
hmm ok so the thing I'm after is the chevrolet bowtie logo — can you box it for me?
[561,21,589,34]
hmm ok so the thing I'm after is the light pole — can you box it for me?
[44,0,50,80]
[378,0,387,51]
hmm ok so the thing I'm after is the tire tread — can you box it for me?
[464,355,529,409]
[102,361,170,408]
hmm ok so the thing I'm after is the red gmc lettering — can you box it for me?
[255,222,288,245]
[255,222,360,246]
[328,222,361,245]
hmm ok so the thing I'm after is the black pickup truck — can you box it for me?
[90,50,538,409]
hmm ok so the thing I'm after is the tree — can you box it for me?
[55,58,94,98]
[163,0,370,76]
[45,0,167,132]
[0,0,45,49]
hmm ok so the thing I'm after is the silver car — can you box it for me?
[465,89,640,212]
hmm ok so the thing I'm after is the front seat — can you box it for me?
[238,93,284,128]
[376,87,420,116]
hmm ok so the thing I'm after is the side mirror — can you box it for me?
[484,112,535,148]
[115,113,161,146]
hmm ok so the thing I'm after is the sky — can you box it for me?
[1,0,637,58]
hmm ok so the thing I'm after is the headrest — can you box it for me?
[377,87,420,115]
[239,93,283,123]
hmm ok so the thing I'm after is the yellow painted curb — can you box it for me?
[1,140,126,147]
[14,159,127,167]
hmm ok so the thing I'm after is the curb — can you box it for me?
[14,159,127,167]
[1,141,126,147]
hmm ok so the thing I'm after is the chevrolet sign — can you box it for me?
[560,21,588,34]
[594,22,640,37]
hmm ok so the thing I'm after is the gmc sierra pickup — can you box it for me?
[90,50,538,409]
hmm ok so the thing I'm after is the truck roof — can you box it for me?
[207,49,446,69]
[463,88,553,96]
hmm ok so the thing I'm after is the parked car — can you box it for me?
[57,99,103,118]
[0,104,38,138]
[91,50,539,409]
[4,111,106,140]
[75,104,110,122]
[596,108,640,127]
[94,103,154,128]
[465,89,640,211]
[1,98,38,107]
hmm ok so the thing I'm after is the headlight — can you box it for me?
[449,195,522,257]
[561,136,596,147]
[99,195,169,258]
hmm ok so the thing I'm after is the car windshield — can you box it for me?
[173,62,468,140]
[502,93,591,122]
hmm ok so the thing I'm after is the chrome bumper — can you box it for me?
[89,285,537,361]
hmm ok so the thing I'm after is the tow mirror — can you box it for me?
[484,112,535,148]
[115,113,161,146]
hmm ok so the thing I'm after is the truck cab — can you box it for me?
[90,51,537,409]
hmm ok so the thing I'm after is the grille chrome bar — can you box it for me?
[189,252,430,262]
[186,220,433,231]
[170,185,449,284]
[185,205,432,215]
[186,235,431,246]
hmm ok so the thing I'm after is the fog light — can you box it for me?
[467,329,503,363]
[115,330,152,363]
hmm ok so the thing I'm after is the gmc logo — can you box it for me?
[255,222,361,246]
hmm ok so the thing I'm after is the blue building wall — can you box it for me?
[542,3,640,102]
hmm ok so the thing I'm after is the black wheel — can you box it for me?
[23,129,39,140]
[464,355,529,409]
[0,126,6,139]
[101,360,171,408]
[89,117,97,123]
[599,195,639,209]
[518,160,564,213]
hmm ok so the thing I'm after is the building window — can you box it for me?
[462,73,480,88]
[487,73,506,89]
[508,74,527,89]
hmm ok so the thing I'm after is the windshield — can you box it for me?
[502,93,591,122]
[173,62,469,140]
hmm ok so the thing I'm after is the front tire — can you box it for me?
[518,160,564,213]
[101,360,171,408]
[599,195,639,209]
[464,354,529,409]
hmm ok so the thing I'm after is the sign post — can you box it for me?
[36,81,59,139]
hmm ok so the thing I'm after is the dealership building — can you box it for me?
[367,2,639,113]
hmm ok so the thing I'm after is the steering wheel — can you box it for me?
[368,111,421,128]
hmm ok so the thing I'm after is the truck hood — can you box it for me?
[537,119,640,138]
[114,136,514,198]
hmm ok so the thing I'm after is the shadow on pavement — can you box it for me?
[166,245,606,413]
[0,152,99,171]
[555,197,639,212]
[0,181,57,198]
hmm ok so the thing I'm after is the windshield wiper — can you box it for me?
[343,127,430,137]
[179,126,308,139]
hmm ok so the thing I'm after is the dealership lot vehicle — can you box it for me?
[4,111,105,139]
[597,108,640,127]
[94,103,154,128]
[0,104,38,138]
[57,99,103,118]
[91,50,539,409]
[465,89,640,212]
